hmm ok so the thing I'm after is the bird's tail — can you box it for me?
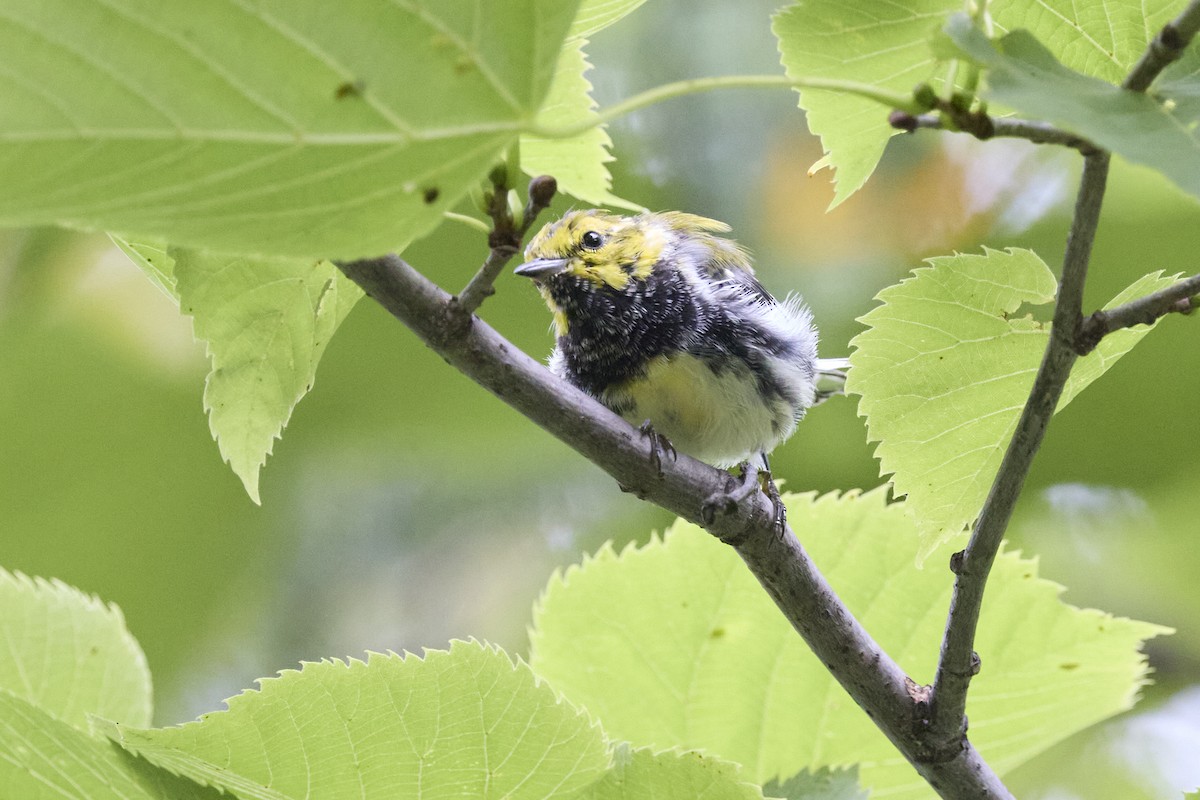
[813,357,850,405]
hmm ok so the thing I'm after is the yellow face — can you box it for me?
[523,210,666,292]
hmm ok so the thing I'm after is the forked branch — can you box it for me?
[928,0,1200,751]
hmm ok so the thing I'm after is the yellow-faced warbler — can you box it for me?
[515,210,845,518]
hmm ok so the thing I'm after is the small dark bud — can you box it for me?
[528,175,558,207]
[912,82,938,110]
[488,162,508,189]
[949,550,966,574]
[888,110,919,133]
[969,651,982,675]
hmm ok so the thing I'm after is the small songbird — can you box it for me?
[514,209,844,516]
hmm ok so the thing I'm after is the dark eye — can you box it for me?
[581,231,603,249]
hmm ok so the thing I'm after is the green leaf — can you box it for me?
[772,0,960,207]
[845,248,1177,557]
[106,641,611,800]
[0,692,221,800]
[989,0,1181,82]
[945,17,1200,202]
[521,39,641,210]
[111,236,176,303]
[529,490,1169,798]
[568,0,648,40]
[172,249,363,503]
[0,568,151,729]
[581,746,766,800]
[763,767,867,800]
[0,0,579,258]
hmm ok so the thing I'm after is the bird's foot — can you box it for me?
[701,462,760,525]
[700,459,786,534]
[638,420,676,477]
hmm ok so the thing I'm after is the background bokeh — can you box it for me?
[1,1,1197,796]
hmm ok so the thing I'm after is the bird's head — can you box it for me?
[516,210,663,288]
[515,210,744,336]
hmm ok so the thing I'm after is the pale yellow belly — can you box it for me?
[604,353,796,468]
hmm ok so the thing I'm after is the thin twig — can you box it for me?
[456,175,558,316]
[336,252,1013,799]
[1077,272,1200,354]
[901,112,1098,152]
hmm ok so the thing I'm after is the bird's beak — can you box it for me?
[513,257,569,281]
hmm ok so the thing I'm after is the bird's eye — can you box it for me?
[581,231,603,249]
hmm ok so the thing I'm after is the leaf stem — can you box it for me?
[527,75,923,139]
[443,212,491,235]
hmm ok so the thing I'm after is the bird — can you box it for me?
[513,209,845,524]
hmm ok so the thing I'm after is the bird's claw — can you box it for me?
[701,462,760,525]
[638,420,676,477]
[700,460,787,534]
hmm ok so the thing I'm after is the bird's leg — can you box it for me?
[638,420,676,477]
[758,452,787,533]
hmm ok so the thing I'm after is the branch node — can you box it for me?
[949,550,966,574]
[889,110,920,133]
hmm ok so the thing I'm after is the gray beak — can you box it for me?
[513,257,569,281]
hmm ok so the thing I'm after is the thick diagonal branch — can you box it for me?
[336,253,1012,799]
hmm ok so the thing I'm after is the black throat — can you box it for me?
[549,270,697,396]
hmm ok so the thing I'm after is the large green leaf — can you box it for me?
[846,248,1177,556]
[106,641,611,800]
[0,568,151,729]
[0,692,220,800]
[772,0,959,207]
[763,767,867,800]
[581,746,766,800]
[529,490,1169,798]
[946,17,1200,202]
[521,39,640,210]
[568,0,648,40]
[0,0,579,258]
[171,249,363,503]
[989,0,1181,82]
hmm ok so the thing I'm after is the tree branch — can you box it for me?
[929,0,1200,745]
[1076,272,1200,355]
[336,252,1013,799]
[928,151,1111,745]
